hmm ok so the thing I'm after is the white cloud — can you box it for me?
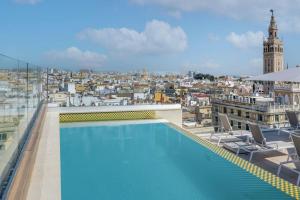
[14,0,41,5]
[44,47,107,68]
[131,0,300,32]
[226,31,264,49]
[78,20,187,55]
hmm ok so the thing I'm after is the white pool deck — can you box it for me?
[50,104,182,113]
[27,110,61,200]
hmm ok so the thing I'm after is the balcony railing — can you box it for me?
[211,98,300,113]
[274,85,300,92]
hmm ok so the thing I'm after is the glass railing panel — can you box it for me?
[0,54,43,195]
[0,55,21,184]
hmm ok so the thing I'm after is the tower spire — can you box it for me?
[268,9,278,38]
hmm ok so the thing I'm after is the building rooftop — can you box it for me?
[247,67,300,82]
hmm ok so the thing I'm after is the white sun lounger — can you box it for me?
[210,113,250,146]
[234,123,293,162]
[277,134,300,186]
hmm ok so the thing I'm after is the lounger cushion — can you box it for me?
[223,141,258,154]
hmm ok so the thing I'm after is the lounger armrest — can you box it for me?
[280,159,300,165]
[266,142,278,149]
[279,125,288,129]
[236,143,253,153]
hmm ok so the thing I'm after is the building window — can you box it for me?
[215,107,219,112]
[258,114,263,121]
[223,107,227,114]
[246,124,250,130]
[275,115,279,122]
[238,110,241,117]
[245,112,250,119]
[238,122,242,129]
[0,133,7,141]
[231,109,234,114]
[230,120,234,127]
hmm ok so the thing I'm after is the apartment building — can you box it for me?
[211,94,300,130]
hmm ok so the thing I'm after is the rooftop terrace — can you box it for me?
[18,105,300,199]
[0,53,300,199]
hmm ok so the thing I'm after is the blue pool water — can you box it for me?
[60,123,291,200]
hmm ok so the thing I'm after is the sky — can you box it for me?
[1,0,300,75]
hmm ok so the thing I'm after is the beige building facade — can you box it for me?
[211,95,300,130]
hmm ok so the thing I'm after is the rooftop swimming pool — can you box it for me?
[60,122,292,200]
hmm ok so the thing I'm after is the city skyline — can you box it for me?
[2,1,300,197]
[1,0,300,75]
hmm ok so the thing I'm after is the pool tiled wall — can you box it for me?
[59,111,156,123]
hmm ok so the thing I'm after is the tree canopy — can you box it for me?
[194,73,215,81]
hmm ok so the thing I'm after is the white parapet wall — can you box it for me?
[155,109,182,127]
[49,104,182,127]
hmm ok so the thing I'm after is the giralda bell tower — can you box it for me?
[263,10,284,74]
